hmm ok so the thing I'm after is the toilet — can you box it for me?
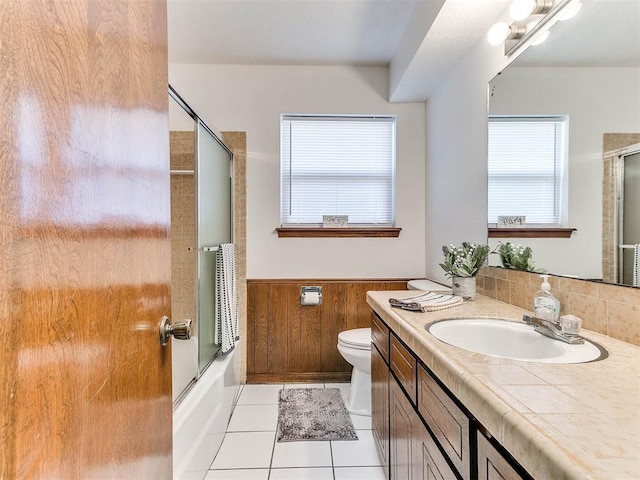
[408,278,452,292]
[337,328,372,416]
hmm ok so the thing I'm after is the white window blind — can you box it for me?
[280,115,395,226]
[488,116,567,225]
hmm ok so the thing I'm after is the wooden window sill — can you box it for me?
[488,227,576,238]
[276,227,402,238]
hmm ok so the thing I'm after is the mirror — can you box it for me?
[487,0,640,285]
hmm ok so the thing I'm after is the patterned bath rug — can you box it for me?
[277,388,358,442]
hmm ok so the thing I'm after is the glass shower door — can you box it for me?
[197,119,232,373]
[620,150,640,286]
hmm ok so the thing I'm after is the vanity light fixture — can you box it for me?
[558,0,582,20]
[487,0,582,54]
[530,29,550,45]
[509,0,554,21]
[487,22,526,46]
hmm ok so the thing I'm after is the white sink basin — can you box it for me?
[427,318,607,363]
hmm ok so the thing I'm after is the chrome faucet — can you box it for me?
[522,315,584,344]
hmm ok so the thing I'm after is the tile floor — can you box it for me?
[205,383,386,480]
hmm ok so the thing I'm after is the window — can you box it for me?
[488,116,568,226]
[280,115,395,227]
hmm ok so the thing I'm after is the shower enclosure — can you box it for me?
[618,144,640,286]
[169,85,233,403]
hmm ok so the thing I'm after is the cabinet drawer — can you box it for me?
[477,432,527,480]
[371,313,390,363]
[417,365,470,480]
[390,334,417,405]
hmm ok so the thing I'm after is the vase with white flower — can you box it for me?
[439,242,490,300]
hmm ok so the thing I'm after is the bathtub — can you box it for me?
[173,347,241,480]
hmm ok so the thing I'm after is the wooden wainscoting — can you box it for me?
[246,279,409,383]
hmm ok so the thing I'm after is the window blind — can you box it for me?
[488,116,567,225]
[280,115,395,226]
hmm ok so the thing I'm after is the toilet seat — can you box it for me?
[338,328,371,351]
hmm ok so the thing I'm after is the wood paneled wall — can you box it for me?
[247,279,408,383]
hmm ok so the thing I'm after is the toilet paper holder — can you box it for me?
[300,286,323,305]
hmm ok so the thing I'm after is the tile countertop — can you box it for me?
[367,291,640,480]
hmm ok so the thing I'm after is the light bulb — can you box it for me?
[487,22,511,46]
[509,0,536,21]
[531,30,550,45]
[559,1,582,21]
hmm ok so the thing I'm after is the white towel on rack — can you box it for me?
[634,244,640,287]
[215,243,238,354]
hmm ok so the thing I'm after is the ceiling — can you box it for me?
[167,0,640,101]
[168,0,421,66]
[168,0,511,101]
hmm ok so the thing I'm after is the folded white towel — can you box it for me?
[389,291,463,312]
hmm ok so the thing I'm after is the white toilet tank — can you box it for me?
[407,279,452,292]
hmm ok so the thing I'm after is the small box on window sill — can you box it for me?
[323,215,348,228]
[498,216,526,227]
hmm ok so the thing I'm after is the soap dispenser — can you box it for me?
[534,274,560,322]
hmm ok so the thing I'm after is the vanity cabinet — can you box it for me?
[371,312,530,480]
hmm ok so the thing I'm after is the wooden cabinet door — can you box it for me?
[1,1,172,478]
[478,433,527,480]
[390,376,415,480]
[372,344,390,477]
[412,418,458,480]
[417,365,471,479]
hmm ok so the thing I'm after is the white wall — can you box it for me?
[425,38,510,284]
[488,67,640,279]
[169,65,426,279]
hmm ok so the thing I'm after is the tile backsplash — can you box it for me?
[477,266,640,346]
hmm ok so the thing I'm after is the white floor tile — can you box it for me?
[350,414,372,430]
[334,466,388,479]
[269,467,334,479]
[331,430,381,467]
[227,404,278,432]
[271,440,332,468]
[283,383,325,389]
[210,432,275,469]
[204,469,270,480]
[237,384,284,405]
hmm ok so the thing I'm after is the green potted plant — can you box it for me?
[495,242,546,273]
[439,242,490,300]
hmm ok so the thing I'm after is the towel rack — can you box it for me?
[618,244,639,249]
[199,246,220,252]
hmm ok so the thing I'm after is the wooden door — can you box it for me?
[0,1,172,478]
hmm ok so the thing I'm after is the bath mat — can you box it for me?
[277,388,358,442]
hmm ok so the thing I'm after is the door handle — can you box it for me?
[159,316,192,347]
